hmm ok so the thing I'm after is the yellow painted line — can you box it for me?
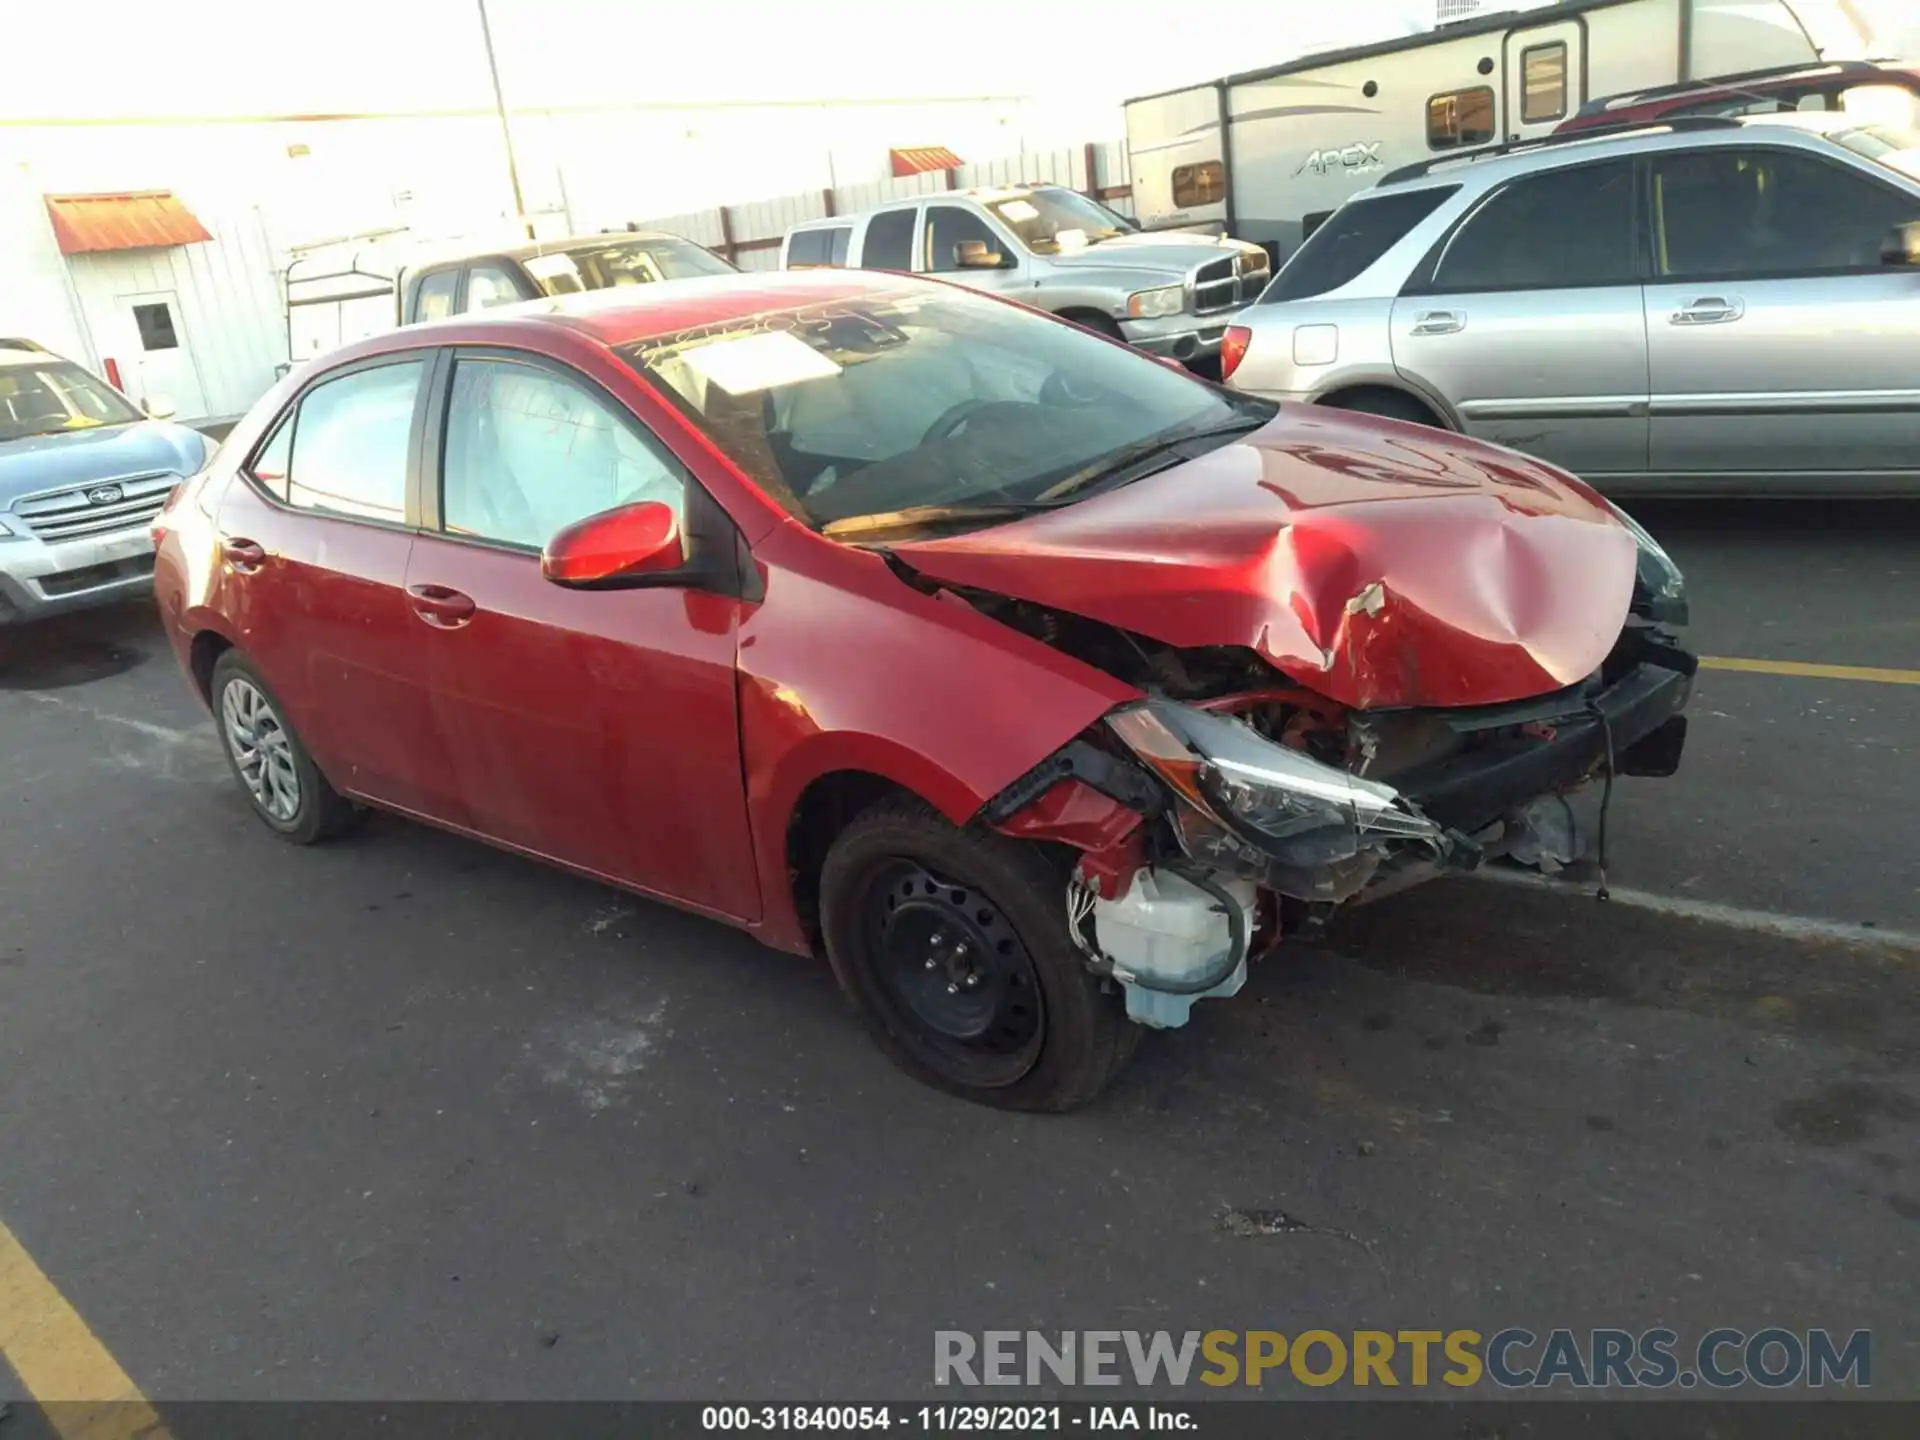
[1701,656,1920,686]
[0,1216,170,1440]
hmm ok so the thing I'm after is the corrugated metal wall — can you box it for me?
[642,139,1133,271]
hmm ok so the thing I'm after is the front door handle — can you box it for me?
[407,583,476,628]
[1411,309,1466,336]
[1670,295,1744,325]
[221,537,266,573]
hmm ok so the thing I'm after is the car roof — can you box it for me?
[401,229,708,273]
[798,182,1070,227]
[0,348,75,369]
[358,269,933,352]
[1370,115,1872,196]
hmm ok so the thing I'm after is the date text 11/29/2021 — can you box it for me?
[702,1407,1187,1432]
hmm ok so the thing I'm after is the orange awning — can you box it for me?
[889,146,963,178]
[44,191,211,255]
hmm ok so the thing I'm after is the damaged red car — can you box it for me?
[152,270,1695,1110]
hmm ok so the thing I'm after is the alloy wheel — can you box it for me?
[220,677,302,822]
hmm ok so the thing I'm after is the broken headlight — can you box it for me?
[1606,499,1689,627]
[1107,700,1446,871]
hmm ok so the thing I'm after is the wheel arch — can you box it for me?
[1314,377,1457,430]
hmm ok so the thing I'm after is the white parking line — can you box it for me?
[1472,866,1920,954]
[19,692,197,743]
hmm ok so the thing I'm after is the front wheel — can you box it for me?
[819,796,1140,1111]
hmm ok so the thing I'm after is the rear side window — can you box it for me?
[788,227,851,269]
[1427,159,1636,291]
[861,209,917,270]
[1261,186,1458,302]
[281,361,423,523]
[1429,87,1496,150]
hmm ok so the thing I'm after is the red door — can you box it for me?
[400,352,759,921]
[214,356,445,812]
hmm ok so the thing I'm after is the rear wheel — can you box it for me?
[1323,388,1446,428]
[819,796,1139,1111]
[1059,310,1124,340]
[211,650,360,845]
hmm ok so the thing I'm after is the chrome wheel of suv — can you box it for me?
[221,676,300,821]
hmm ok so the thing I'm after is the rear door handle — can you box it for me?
[1671,295,1744,325]
[407,583,476,628]
[221,537,266,572]
[1411,310,1465,336]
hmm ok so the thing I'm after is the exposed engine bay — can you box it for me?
[941,577,1697,1032]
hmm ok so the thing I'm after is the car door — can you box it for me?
[401,348,759,920]
[1392,156,1649,478]
[919,203,1026,297]
[1642,142,1920,481]
[213,355,447,812]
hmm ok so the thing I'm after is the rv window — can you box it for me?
[1172,161,1226,209]
[1260,186,1458,303]
[1427,86,1495,150]
[1520,43,1568,124]
[862,209,918,270]
[1427,159,1635,291]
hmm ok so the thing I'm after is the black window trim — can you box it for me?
[1641,140,1920,286]
[1518,41,1570,125]
[1426,84,1498,153]
[1400,154,1645,297]
[234,350,435,537]
[416,344,744,595]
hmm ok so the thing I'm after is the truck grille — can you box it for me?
[12,473,177,542]
[1191,251,1272,313]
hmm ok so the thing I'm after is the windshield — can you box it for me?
[0,360,142,441]
[526,237,736,295]
[623,285,1272,537]
[983,188,1135,254]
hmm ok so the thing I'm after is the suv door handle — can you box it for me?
[1411,310,1465,336]
[221,537,266,572]
[1671,296,1744,325]
[407,583,476,628]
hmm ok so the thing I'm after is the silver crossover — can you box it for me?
[1224,114,1920,496]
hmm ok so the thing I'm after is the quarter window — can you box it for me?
[1429,159,1636,291]
[1650,146,1920,279]
[1428,86,1496,150]
[1172,160,1227,208]
[924,206,1005,272]
[1262,186,1459,302]
[441,358,686,551]
[1520,42,1569,124]
[281,361,423,523]
[250,418,293,500]
[861,209,917,270]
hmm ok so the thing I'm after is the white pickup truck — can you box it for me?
[780,185,1269,366]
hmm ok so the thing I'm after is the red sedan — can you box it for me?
[153,270,1694,1110]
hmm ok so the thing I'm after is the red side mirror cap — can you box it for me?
[541,501,684,588]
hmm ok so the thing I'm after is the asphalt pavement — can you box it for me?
[0,499,1916,1408]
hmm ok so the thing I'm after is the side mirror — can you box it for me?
[541,500,685,588]
[144,395,178,421]
[955,239,1010,270]
[1882,220,1920,266]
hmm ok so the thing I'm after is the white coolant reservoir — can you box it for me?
[1092,869,1258,1029]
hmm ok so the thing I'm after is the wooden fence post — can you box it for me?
[1083,141,1099,198]
[717,205,737,264]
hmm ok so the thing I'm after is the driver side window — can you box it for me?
[924,206,1005,272]
[441,357,686,550]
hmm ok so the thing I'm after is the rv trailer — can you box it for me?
[1123,0,1878,262]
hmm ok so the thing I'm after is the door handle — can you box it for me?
[221,537,266,572]
[407,583,476,628]
[1670,296,1744,325]
[1411,310,1465,336]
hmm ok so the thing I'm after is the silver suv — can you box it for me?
[781,185,1268,364]
[1223,115,1920,495]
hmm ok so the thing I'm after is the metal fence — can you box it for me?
[641,139,1134,272]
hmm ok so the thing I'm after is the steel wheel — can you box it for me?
[865,861,1046,1089]
[220,675,301,822]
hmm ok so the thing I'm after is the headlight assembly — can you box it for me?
[1605,499,1689,626]
[1125,285,1186,319]
[1107,699,1446,872]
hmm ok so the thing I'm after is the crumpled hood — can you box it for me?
[0,422,211,506]
[892,407,1638,710]
[1045,230,1263,276]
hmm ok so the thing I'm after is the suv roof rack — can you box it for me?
[1377,116,1742,187]
[1572,58,1884,116]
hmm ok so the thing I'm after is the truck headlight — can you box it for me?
[1605,499,1689,626]
[1126,285,1186,319]
[1107,700,1445,870]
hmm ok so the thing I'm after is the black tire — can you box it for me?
[1324,388,1446,428]
[1061,310,1124,340]
[819,795,1141,1112]
[209,650,360,845]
